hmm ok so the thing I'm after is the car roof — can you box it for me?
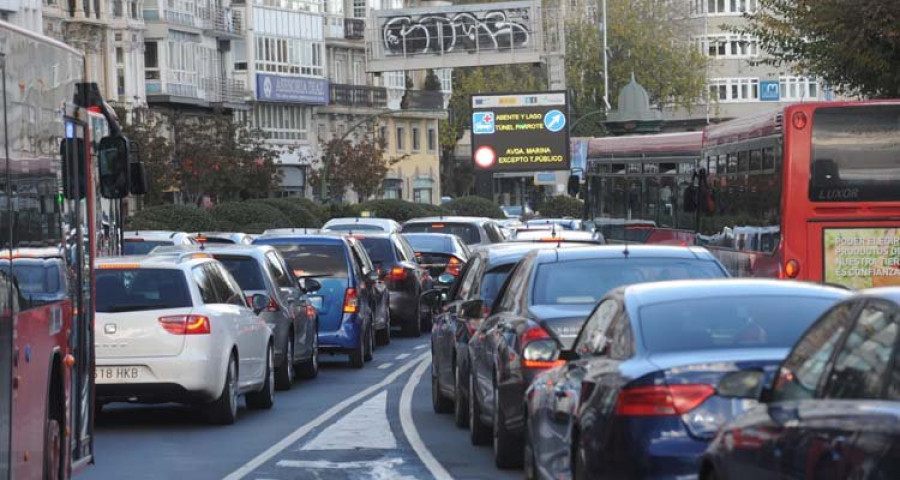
[849,287,900,305]
[324,217,399,227]
[473,242,584,268]
[402,232,461,241]
[95,253,214,269]
[253,234,348,245]
[124,231,189,239]
[530,245,717,263]
[152,244,275,258]
[619,279,852,307]
[404,216,494,225]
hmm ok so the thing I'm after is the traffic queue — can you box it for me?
[96,215,899,479]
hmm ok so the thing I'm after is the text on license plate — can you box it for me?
[95,366,143,383]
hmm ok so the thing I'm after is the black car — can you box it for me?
[467,245,730,468]
[402,216,506,247]
[351,232,430,337]
[530,279,849,480]
[403,233,471,279]
[430,242,587,428]
[701,287,900,480]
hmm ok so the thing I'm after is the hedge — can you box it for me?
[443,196,505,219]
[209,202,292,233]
[250,198,322,228]
[126,204,218,232]
[355,199,448,223]
[538,195,584,218]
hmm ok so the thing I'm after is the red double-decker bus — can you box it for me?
[0,21,131,478]
[699,101,900,287]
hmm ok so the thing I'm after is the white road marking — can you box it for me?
[378,362,394,370]
[399,357,453,480]
[223,351,430,480]
[396,353,411,360]
[277,458,403,469]
[413,344,428,350]
[301,391,397,451]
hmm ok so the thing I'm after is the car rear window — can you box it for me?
[640,295,839,353]
[532,258,726,306]
[404,235,453,254]
[123,240,173,255]
[95,269,192,313]
[215,256,266,291]
[199,237,235,244]
[272,244,349,278]
[358,238,397,265]
[404,223,481,245]
[326,224,383,231]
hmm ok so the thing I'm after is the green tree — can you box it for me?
[732,0,900,98]
[119,108,175,206]
[309,132,402,203]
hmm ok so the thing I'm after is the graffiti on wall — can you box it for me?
[381,8,532,56]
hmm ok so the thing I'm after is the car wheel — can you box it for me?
[468,371,491,445]
[420,298,433,333]
[275,333,294,391]
[205,353,238,425]
[376,304,391,346]
[453,362,469,428]
[432,365,453,413]
[524,414,537,480]
[364,324,374,362]
[493,381,524,468]
[246,344,275,410]
[349,327,365,369]
[298,328,319,379]
[403,311,422,338]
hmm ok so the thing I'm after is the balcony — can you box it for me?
[146,77,249,109]
[203,77,251,106]
[199,6,242,38]
[344,18,365,40]
[403,90,445,110]
[330,84,387,109]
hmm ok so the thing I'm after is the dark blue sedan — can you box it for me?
[526,279,849,480]
[701,287,900,480]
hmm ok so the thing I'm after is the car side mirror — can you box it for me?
[460,299,484,319]
[421,289,443,308]
[299,278,322,293]
[251,293,270,315]
[437,273,456,287]
[717,370,766,399]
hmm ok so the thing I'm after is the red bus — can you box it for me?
[699,101,900,287]
[0,21,131,478]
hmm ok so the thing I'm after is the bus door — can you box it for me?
[0,49,12,479]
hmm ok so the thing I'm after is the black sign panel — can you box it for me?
[470,91,570,172]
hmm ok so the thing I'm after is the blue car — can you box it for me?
[253,234,388,369]
[536,279,850,480]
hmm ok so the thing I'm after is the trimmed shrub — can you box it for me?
[251,198,322,228]
[289,197,329,222]
[538,195,584,218]
[355,199,448,223]
[443,196,505,219]
[126,204,218,232]
[209,202,291,233]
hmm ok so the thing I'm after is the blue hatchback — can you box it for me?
[253,234,381,369]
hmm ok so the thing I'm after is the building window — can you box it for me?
[396,126,405,152]
[382,178,403,199]
[411,127,421,152]
[696,35,759,58]
[255,36,325,77]
[437,69,452,92]
[252,104,309,141]
[352,0,365,18]
[385,71,406,89]
[779,76,819,100]
[709,78,759,103]
[426,127,436,152]
[233,40,247,71]
[414,188,433,204]
[701,0,758,15]
[379,126,389,150]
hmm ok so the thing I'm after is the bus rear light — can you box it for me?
[343,288,359,314]
[158,315,211,335]
[784,259,800,278]
[792,111,808,130]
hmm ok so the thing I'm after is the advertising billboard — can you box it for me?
[256,73,329,105]
[823,227,900,288]
[471,91,570,172]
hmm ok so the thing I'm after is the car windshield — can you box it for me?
[215,256,266,291]
[123,240,173,255]
[532,258,725,305]
[95,269,192,313]
[271,244,349,278]
[326,224,384,231]
[1,261,61,295]
[481,265,513,308]
[404,223,481,245]
[358,238,397,265]
[404,235,453,254]
[639,295,839,352]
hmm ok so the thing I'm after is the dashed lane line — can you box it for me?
[377,362,394,370]
[413,344,429,350]
[399,357,453,480]
[222,351,430,480]
[396,353,411,360]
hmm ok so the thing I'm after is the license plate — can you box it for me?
[309,296,324,310]
[95,366,143,384]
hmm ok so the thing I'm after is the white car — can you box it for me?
[123,231,197,255]
[321,217,401,233]
[94,253,275,424]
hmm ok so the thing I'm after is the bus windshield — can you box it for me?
[810,105,900,202]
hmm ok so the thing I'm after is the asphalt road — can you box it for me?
[83,336,521,480]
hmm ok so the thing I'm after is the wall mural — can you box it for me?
[381,8,532,56]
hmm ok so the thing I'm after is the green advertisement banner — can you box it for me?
[824,228,900,288]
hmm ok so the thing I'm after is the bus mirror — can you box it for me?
[129,161,148,195]
[682,185,697,212]
[60,138,86,200]
[98,135,130,199]
[567,175,580,197]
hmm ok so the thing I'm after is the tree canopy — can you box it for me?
[309,132,401,203]
[733,0,900,98]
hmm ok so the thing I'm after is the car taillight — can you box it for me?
[246,295,280,312]
[444,257,462,276]
[615,384,715,416]
[306,304,317,318]
[343,288,359,313]
[158,315,211,335]
[521,325,564,370]
[386,267,407,281]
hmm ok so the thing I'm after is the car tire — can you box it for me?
[573,434,589,480]
[469,372,491,445]
[298,329,319,379]
[246,344,275,410]
[364,324,374,362]
[376,304,391,346]
[274,333,294,391]
[493,382,524,468]
[453,362,469,428]
[431,366,453,413]
[205,353,238,425]
[349,328,365,369]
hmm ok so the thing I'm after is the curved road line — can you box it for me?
[223,351,430,480]
[400,357,453,480]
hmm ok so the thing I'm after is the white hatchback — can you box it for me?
[94,253,275,424]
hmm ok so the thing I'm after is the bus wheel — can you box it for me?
[43,410,62,480]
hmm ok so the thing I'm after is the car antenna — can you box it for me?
[623,242,630,258]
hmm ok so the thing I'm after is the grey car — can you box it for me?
[402,216,506,247]
[152,245,319,390]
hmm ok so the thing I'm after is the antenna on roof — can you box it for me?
[623,242,630,258]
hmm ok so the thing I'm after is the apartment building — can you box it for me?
[1,0,42,32]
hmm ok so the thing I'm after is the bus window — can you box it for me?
[738,151,750,173]
[750,150,762,171]
[763,147,776,170]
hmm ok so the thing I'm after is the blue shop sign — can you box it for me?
[760,81,780,101]
[256,73,329,105]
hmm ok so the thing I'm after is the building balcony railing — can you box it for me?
[330,83,388,109]
[199,6,242,37]
[344,18,365,40]
[146,77,249,107]
[202,77,251,105]
[403,90,445,110]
